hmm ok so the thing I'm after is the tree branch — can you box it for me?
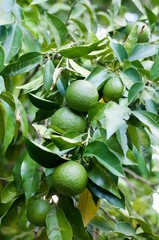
[99,207,117,223]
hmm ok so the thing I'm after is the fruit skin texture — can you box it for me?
[65,80,99,112]
[26,199,51,227]
[103,77,124,102]
[51,107,86,133]
[137,22,150,43]
[52,161,88,197]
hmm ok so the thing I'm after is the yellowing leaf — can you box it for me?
[78,188,100,227]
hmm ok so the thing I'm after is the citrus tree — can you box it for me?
[1,0,159,239]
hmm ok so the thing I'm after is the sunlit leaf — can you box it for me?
[1,181,17,203]
[0,45,5,72]
[78,188,100,226]
[85,141,125,177]
[104,102,131,139]
[114,221,137,238]
[69,59,90,77]
[43,58,54,92]
[128,82,144,104]
[46,13,68,48]
[110,41,128,63]
[129,43,158,61]
[3,24,23,63]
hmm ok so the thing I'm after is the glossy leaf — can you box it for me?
[46,13,68,48]
[129,43,158,61]
[21,154,41,201]
[70,18,88,39]
[78,188,100,227]
[88,180,125,209]
[132,110,159,139]
[128,82,144,104]
[88,102,106,123]
[30,0,48,5]
[131,0,145,14]
[0,99,16,153]
[112,0,121,16]
[16,76,43,91]
[110,41,128,63]
[104,102,131,139]
[59,39,104,59]
[131,215,152,233]
[86,66,111,89]
[84,141,125,177]
[150,58,159,81]
[144,5,157,25]
[114,221,137,238]
[124,67,142,83]
[25,138,67,168]
[46,205,73,240]
[69,59,90,77]
[124,25,138,56]
[81,3,97,33]
[1,52,42,76]
[0,45,5,72]
[88,160,120,197]
[58,196,88,239]
[3,24,22,63]
[43,59,54,92]
[28,93,59,110]
[51,132,82,150]
[1,181,17,203]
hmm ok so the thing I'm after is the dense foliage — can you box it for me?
[1,0,159,239]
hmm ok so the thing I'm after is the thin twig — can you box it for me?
[99,207,117,223]
[66,0,80,24]
[123,167,158,187]
[24,65,40,85]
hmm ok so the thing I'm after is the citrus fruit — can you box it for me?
[137,22,150,43]
[103,77,123,102]
[52,161,88,196]
[26,199,51,227]
[51,107,86,133]
[65,80,99,112]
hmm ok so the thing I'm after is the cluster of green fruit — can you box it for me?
[51,77,123,133]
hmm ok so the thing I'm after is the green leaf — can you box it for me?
[51,131,82,150]
[124,25,138,56]
[104,102,131,139]
[128,82,144,104]
[21,154,41,201]
[131,0,145,14]
[16,76,43,91]
[80,3,97,33]
[13,96,28,137]
[124,67,142,83]
[22,27,41,52]
[85,141,125,177]
[132,110,159,139]
[86,66,111,90]
[1,181,17,203]
[3,24,22,63]
[112,0,121,16]
[46,205,73,240]
[144,5,157,25]
[0,76,5,93]
[30,0,48,5]
[59,39,104,59]
[1,52,42,76]
[129,43,158,61]
[150,58,159,81]
[25,138,67,168]
[88,102,106,123]
[88,180,125,208]
[69,59,90,78]
[58,196,88,239]
[43,59,54,92]
[0,12,14,26]
[88,159,120,197]
[0,99,16,154]
[70,18,88,39]
[0,45,5,72]
[46,13,68,48]
[110,41,128,63]
[114,221,137,238]
[131,215,152,234]
[90,216,113,233]
[28,93,59,110]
